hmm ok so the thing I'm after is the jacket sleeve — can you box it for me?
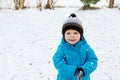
[81,45,98,76]
[53,45,77,77]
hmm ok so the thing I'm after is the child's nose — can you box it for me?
[70,34,74,37]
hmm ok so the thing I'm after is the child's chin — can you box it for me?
[69,42,76,45]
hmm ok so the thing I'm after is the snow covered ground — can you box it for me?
[0,0,120,80]
[0,0,120,9]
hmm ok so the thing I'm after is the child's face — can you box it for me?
[64,29,81,45]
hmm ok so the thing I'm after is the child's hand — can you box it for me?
[75,68,84,80]
[77,70,83,80]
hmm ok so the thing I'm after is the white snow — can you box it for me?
[0,0,120,80]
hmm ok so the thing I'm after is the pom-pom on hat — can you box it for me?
[62,13,84,40]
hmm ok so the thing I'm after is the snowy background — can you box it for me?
[0,0,120,80]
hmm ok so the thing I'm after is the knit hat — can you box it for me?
[62,13,84,40]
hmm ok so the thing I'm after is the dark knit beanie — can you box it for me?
[62,13,84,40]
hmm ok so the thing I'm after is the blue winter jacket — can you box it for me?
[53,37,98,80]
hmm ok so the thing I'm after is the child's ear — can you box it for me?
[80,35,83,41]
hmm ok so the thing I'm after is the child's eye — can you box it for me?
[66,32,70,35]
[74,32,79,34]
